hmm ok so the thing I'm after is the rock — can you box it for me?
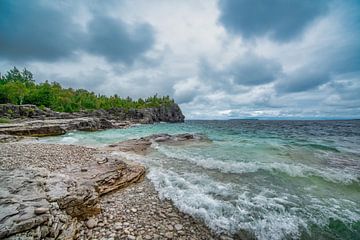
[106,133,210,154]
[86,218,98,229]
[128,234,136,240]
[0,103,184,126]
[0,154,145,239]
[174,224,183,231]
[92,159,145,196]
[165,232,174,238]
[0,134,22,143]
[0,123,66,137]
[40,225,50,238]
[114,222,122,231]
[131,208,137,213]
[34,208,49,215]
[0,169,50,239]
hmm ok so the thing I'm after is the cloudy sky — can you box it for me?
[0,0,359,119]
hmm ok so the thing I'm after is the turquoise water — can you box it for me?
[41,120,360,239]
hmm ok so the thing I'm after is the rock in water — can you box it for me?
[106,133,210,154]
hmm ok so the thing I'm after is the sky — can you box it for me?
[0,0,359,119]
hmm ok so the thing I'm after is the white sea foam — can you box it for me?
[147,167,360,239]
[59,136,78,144]
[147,169,318,239]
[155,146,359,184]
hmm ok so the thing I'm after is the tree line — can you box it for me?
[0,67,174,112]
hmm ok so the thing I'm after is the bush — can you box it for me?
[0,117,11,124]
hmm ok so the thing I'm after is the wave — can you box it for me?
[155,146,359,184]
[298,143,341,152]
[147,169,360,240]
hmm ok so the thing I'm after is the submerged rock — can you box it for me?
[106,133,210,154]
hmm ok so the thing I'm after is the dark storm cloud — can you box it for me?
[275,0,360,94]
[200,53,282,90]
[0,0,81,61]
[86,16,154,64]
[0,0,154,63]
[226,54,282,86]
[218,0,330,41]
[276,68,329,93]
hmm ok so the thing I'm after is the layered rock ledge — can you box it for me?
[0,145,145,239]
[0,103,184,124]
[0,103,185,139]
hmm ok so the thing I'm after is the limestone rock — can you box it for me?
[0,134,23,143]
[85,218,98,229]
[0,103,184,124]
[106,133,210,154]
[34,208,49,215]
[0,156,145,238]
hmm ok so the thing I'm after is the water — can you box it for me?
[41,120,360,239]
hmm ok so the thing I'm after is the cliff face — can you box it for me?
[0,103,185,123]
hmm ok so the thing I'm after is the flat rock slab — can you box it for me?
[0,157,145,239]
[106,133,211,154]
[0,117,115,137]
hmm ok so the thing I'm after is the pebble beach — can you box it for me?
[0,142,222,240]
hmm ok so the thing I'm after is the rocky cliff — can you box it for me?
[0,103,185,123]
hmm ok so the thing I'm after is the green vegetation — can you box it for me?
[0,117,11,124]
[0,67,174,112]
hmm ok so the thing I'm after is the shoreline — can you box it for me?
[0,141,227,240]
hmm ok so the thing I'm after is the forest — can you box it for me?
[0,67,175,112]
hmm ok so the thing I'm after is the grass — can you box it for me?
[0,117,11,124]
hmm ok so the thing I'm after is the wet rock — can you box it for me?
[106,133,210,154]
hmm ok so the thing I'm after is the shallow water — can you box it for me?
[41,120,360,239]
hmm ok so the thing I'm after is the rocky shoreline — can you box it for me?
[0,103,185,139]
[0,134,229,240]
